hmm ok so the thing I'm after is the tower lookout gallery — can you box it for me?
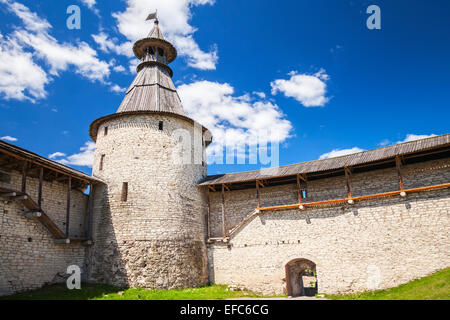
[0,16,449,297]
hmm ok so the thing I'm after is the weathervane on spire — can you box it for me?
[146,10,158,23]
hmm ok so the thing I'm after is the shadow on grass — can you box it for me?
[0,283,124,300]
[0,283,273,300]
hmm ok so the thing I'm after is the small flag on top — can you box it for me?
[146,11,158,21]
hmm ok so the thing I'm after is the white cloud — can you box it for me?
[253,91,266,99]
[1,136,18,142]
[397,134,437,144]
[178,80,293,159]
[113,65,126,73]
[378,139,391,147]
[0,35,49,101]
[92,33,134,58]
[271,69,330,107]
[319,147,365,160]
[110,84,126,93]
[105,0,218,70]
[13,30,110,82]
[78,0,99,15]
[0,0,110,101]
[1,0,51,32]
[79,0,96,8]
[48,152,66,159]
[53,141,95,168]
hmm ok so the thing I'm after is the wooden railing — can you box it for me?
[208,182,450,242]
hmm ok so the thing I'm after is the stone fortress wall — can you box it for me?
[86,114,210,289]
[207,158,450,294]
[0,169,88,296]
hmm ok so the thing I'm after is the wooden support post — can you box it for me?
[396,156,404,191]
[38,167,43,208]
[21,161,28,193]
[66,177,71,238]
[345,167,352,199]
[206,189,211,239]
[221,184,226,237]
[256,180,261,209]
[296,174,302,204]
[87,183,94,239]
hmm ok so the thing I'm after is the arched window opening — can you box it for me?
[147,47,155,55]
[158,48,164,57]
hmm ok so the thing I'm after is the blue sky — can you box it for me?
[0,0,449,176]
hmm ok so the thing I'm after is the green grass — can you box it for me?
[327,267,450,300]
[0,283,269,300]
[3,268,449,300]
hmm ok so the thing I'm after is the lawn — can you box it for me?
[3,268,449,300]
[327,267,450,300]
[0,283,268,300]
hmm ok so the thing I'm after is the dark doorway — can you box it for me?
[285,259,317,297]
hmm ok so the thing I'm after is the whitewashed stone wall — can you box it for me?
[0,169,89,296]
[207,158,450,294]
[86,114,209,289]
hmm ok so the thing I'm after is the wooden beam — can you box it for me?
[87,183,94,239]
[298,173,307,183]
[221,184,226,237]
[258,183,450,212]
[296,174,302,204]
[256,180,265,188]
[66,177,71,238]
[256,180,261,209]
[223,184,230,192]
[206,189,211,239]
[396,156,404,191]
[0,158,12,167]
[345,167,352,199]
[38,167,43,208]
[21,161,28,193]
[0,147,94,184]
[55,174,70,182]
[208,185,216,192]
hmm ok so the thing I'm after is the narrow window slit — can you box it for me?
[159,121,164,131]
[121,182,128,202]
[100,154,105,171]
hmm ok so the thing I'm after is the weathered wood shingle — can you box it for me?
[200,133,450,185]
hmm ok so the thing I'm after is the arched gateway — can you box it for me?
[285,259,318,297]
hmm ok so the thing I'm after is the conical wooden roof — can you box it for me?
[89,17,212,143]
[117,21,184,116]
[116,64,185,115]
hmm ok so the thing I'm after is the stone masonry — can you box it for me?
[0,169,88,296]
[207,158,450,295]
[86,114,210,289]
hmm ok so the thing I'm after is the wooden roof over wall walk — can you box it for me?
[0,140,103,190]
[200,133,450,189]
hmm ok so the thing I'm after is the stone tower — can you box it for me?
[86,16,211,289]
